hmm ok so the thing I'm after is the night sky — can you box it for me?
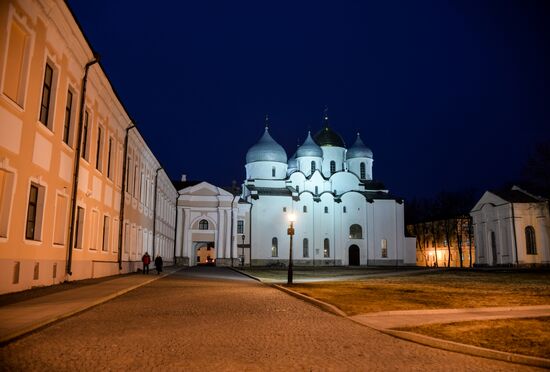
[68,0,549,200]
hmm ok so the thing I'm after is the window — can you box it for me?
[53,194,68,245]
[3,20,30,106]
[81,110,89,160]
[107,138,113,179]
[39,63,54,128]
[349,224,362,239]
[343,206,347,213]
[323,238,330,257]
[303,238,309,258]
[25,184,44,240]
[63,90,74,145]
[74,207,85,248]
[303,206,307,213]
[272,166,276,177]
[96,126,103,171]
[199,219,208,230]
[0,169,15,238]
[330,161,336,174]
[125,156,131,192]
[311,161,316,174]
[102,215,110,252]
[90,210,99,250]
[324,206,328,213]
[283,207,287,212]
[296,186,299,192]
[381,239,388,258]
[271,237,278,257]
[525,226,537,255]
[237,220,244,234]
[360,162,366,179]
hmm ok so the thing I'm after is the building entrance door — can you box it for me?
[348,245,360,266]
[196,242,216,265]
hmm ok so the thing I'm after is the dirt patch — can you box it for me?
[398,317,550,359]
[287,270,550,315]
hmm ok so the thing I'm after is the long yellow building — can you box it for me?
[0,0,177,294]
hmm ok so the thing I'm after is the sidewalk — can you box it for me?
[0,268,179,344]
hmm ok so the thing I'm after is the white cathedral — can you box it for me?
[174,114,415,267]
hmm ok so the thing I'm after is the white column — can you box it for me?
[217,209,226,259]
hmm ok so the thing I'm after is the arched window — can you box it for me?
[303,238,309,258]
[324,206,328,213]
[525,226,537,255]
[303,205,307,213]
[296,185,299,192]
[343,206,347,213]
[360,162,366,179]
[272,166,276,177]
[330,161,336,174]
[271,237,278,257]
[311,161,316,174]
[349,224,362,239]
[315,186,319,195]
[199,219,208,230]
[324,238,330,257]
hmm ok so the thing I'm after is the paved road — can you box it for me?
[0,267,537,371]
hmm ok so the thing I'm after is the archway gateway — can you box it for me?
[195,242,216,265]
[348,245,360,266]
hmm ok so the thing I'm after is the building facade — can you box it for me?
[0,0,177,294]
[239,117,416,266]
[471,186,549,267]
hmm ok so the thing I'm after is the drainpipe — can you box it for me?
[152,167,162,259]
[66,56,99,276]
[117,123,136,270]
[511,203,519,267]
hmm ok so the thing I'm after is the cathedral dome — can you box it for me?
[246,126,287,164]
[313,115,346,148]
[346,133,373,159]
[296,131,322,158]
[288,150,298,168]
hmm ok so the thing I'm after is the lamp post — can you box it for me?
[287,213,296,284]
[241,234,246,267]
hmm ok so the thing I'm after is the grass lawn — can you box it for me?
[240,267,391,280]
[286,270,550,315]
[398,317,550,359]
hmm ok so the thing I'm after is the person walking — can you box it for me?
[154,255,163,275]
[141,252,151,274]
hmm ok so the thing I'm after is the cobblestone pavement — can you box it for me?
[0,267,539,371]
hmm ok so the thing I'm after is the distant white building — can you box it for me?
[470,186,550,267]
[236,116,416,266]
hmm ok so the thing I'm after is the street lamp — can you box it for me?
[287,213,296,284]
[241,234,246,267]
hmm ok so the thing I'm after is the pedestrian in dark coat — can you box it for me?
[141,252,151,274]
[154,255,163,275]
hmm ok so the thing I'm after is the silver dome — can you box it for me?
[346,133,373,159]
[296,131,322,158]
[287,150,298,168]
[246,127,287,164]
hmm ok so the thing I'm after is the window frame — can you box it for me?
[199,219,209,230]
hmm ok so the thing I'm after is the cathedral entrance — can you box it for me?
[348,245,360,266]
[196,242,216,265]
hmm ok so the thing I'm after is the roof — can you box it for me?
[297,131,323,157]
[346,133,373,159]
[246,127,287,164]
[313,115,346,148]
[490,187,545,204]
[171,179,201,190]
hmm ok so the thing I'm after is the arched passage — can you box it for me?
[349,245,360,266]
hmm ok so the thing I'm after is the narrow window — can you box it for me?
[283,207,287,212]
[96,126,103,171]
[303,238,309,258]
[125,157,131,192]
[107,137,113,179]
[343,206,347,213]
[525,226,537,255]
[323,238,330,257]
[199,219,208,230]
[271,237,278,257]
[0,169,16,238]
[237,220,244,234]
[63,90,73,145]
[324,206,328,213]
[102,215,110,251]
[74,206,85,248]
[315,186,318,195]
[39,63,54,128]
[330,161,336,175]
[81,110,89,160]
[25,184,39,240]
[381,239,388,258]
[349,224,362,239]
[360,162,366,179]
[90,210,99,250]
[3,20,30,106]
[311,161,316,174]
[272,166,276,177]
[53,194,68,245]
[133,164,138,196]
[296,185,299,192]
[303,205,307,213]
[124,222,130,253]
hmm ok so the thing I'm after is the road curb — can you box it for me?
[227,267,262,282]
[0,269,179,345]
[269,284,550,369]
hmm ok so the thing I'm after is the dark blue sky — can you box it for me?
[68,0,549,200]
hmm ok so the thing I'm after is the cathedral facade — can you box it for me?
[237,116,416,266]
